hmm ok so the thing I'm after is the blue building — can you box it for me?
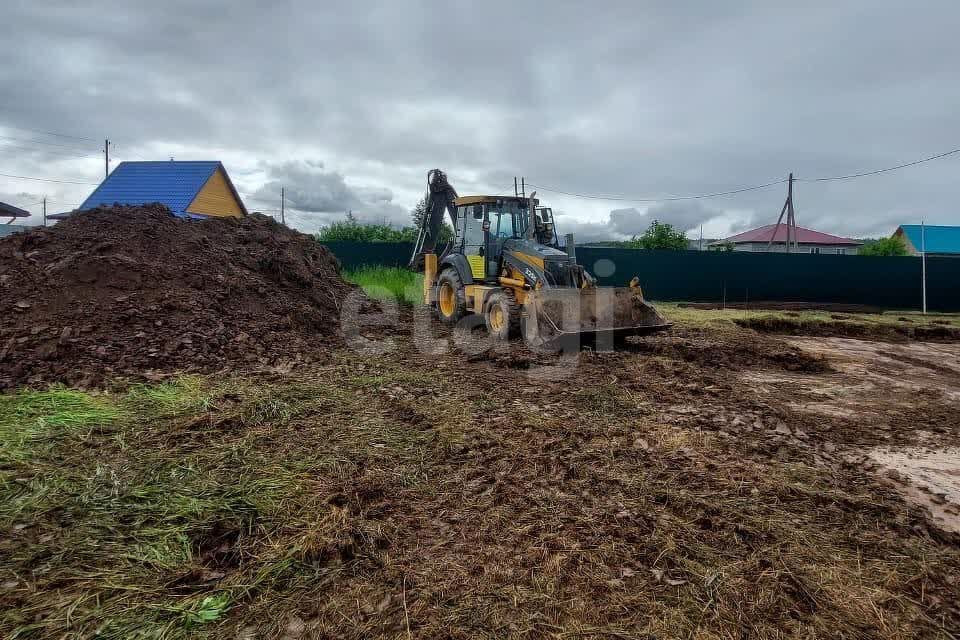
[894,225,960,257]
[79,161,247,218]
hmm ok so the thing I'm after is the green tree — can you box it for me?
[316,216,418,243]
[859,236,908,256]
[409,196,454,244]
[315,207,454,244]
[411,197,428,228]
[626,220,688,250]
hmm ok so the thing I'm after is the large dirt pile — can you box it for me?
[0,204,357,388]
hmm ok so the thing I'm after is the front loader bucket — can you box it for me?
[523,287,671,350]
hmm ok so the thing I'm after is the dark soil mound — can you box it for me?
[0,204,357,388]
[626,327,831,373]
[734,316,960,342]
[679,301,885,314]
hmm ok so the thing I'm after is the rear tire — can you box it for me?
[435,268,467,326]
[484,289,520,340]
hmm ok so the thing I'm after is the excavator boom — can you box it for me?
[409,169,458,267]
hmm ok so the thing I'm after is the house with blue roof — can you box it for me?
[894,225,960,257]
[78,161,247,219]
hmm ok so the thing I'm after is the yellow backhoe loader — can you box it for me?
[409,169,670,348]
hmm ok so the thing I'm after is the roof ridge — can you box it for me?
[116,160,223,164]
[723,223,858,244]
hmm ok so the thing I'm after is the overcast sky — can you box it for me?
[2,1,958,241]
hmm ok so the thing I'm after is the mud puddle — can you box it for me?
[870,447,960,534]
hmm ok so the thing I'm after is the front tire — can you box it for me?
[484,289,520,340]
[435,268,467,326]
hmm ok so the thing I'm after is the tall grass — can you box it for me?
[343,265,423,306]
[122,376,213,418]
[0,387,122,464]
[0,377,303,637]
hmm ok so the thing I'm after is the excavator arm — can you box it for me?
[409,169,458,268]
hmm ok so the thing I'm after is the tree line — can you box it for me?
[315,198,453,244]
[315,199,909,255]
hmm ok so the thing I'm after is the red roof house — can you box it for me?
[712,224,862,254]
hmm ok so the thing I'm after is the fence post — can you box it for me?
[921,220,927,314]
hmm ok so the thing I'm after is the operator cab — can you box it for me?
[452,195,540,281]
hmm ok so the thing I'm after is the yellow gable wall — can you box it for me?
[186,168,245,218]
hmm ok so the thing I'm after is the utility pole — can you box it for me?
[768,173,798,253]
[281,186,285,225]
[921,219,927,314]
[786,175,792,253]
[42,197,46,227]
[514,176,518,198]
[104,139,110,178]
[699,224,703,251]
[787,172,797,252]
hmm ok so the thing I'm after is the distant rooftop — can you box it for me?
[896,224,960,255]
[718,223,861,246]
[0,201,31,219]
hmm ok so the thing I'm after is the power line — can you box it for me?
[797,147,960,182]
[527,178,787,203]
[0,172,99,185]
[528,144,960,203]
[109,143,148,161]
[0,143,99,159]
[0,135,100,153]
[0,122,98,142]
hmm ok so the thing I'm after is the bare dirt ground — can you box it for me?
[751,336,960,536]
[2,313,960,639]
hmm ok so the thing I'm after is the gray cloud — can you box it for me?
[611,202,722,236]
[249,160,409,231]
[554,201,723,243]
[1,1,959,240]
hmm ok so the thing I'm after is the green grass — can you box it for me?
[122,376,214,418]
[0,371,441,638]
[343,265,423,305]
[0,387,122,464]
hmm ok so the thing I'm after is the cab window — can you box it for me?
[462,205,485,251]
[496,211,515,238]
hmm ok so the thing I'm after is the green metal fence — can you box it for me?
[321,241,960,312]
[323,241,414,270]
